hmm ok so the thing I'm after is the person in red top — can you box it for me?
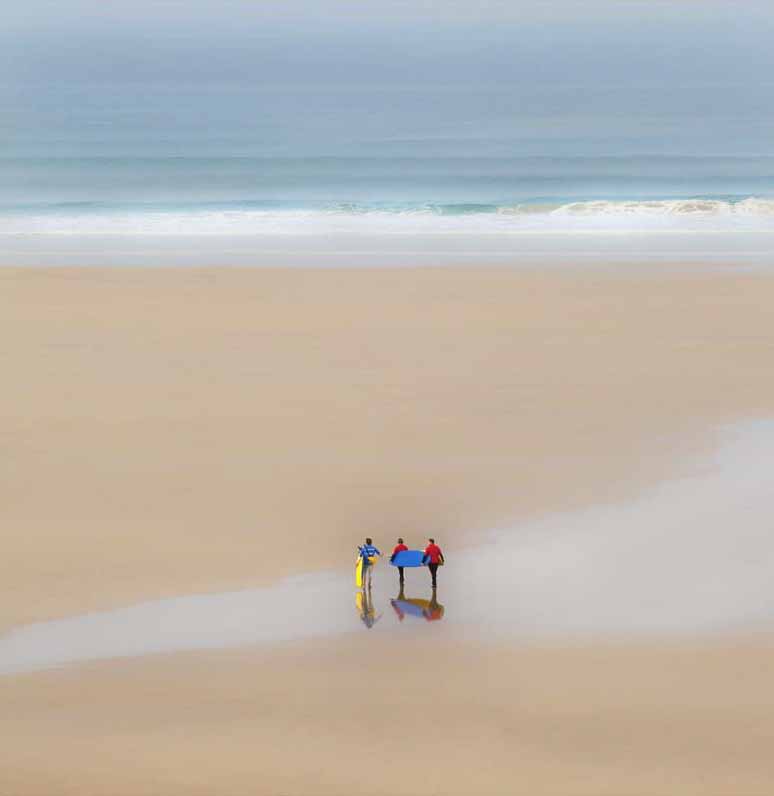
[390,537,409,585]
[423,538,444,588]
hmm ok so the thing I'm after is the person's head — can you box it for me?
[428,538,435,544]
[397,537,404,544]
[365,537,373,545]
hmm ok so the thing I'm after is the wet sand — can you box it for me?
[4,417,774,676]
[3,264,774,793]
[3,636,774,795]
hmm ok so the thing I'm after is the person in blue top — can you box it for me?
[357,537,381,590]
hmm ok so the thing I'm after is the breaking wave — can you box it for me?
[538,197,774,217]
[1,197,773,236]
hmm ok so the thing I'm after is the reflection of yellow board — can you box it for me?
[355,590,372,618]
[356,590,379,628]
[355,555,378,588]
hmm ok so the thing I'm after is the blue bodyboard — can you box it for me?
[390,549,425,568]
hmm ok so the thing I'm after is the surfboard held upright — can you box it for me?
[355,555,378,588]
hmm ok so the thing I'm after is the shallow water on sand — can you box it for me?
[5,229,774,268]
[2,421,773,675]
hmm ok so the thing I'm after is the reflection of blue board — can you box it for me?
[391,599,427,618]
[390,550,425,567]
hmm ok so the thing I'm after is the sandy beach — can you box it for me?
[3,636,774,796]
[3,263,774,793]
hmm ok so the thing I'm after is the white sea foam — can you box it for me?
[2,198,774,237]
[547,197,774,217]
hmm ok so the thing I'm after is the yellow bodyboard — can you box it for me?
[355,557,363,588]
[355,555,378,588]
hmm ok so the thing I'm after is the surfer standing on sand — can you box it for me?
[358,538,381,589]
[390,537,409,585]
[423,538,444,588]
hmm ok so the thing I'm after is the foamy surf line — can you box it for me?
[5,196,773,266]
[2,197,774,236]
[2,421,773,676]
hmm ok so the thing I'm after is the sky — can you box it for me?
[4,0,772,26]
[4,0,774,85]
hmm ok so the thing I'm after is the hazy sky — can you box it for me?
[5,0,773,26]
[5,0,774,85]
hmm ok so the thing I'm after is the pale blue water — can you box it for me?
[4,157,774,210]
[2,0,773,248]
[3,154,773,237]
[1,83,773,245]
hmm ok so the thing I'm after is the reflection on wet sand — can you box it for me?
[6,420,774,673]
[390,586,445,623]
[356,587,381,629]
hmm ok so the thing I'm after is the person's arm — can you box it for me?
[439,551,445,564]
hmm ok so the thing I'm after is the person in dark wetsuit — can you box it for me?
[423,538,445,588]
[390,537,409,585]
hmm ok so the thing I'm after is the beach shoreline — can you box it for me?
[3,230,774,268]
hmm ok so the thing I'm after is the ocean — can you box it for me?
[2,82,773,260]
[3,155,774,235]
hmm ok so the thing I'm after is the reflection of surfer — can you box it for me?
[390,587,444,623]
[424,588,444,621]
[356,587,380,629]
[390,537,409,585]
[391,583,407,621]
[357,538,381,590]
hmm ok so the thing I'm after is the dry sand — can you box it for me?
[2,264,774,794]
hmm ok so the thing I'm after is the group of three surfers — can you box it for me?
[357,536,445,589]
